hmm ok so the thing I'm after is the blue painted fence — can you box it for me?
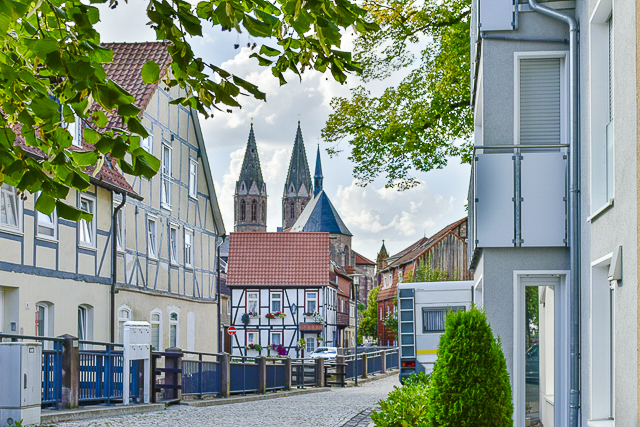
[182,351,221,396]
[230,357,260,394]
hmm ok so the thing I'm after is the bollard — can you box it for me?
[60,335,79,409]
[362,353,368,379]
[257,356,267,394]
[163,347,183,401]
[381,350,387,373]
[315,357,325,387]
[284,357,292,391]
[220,353,231,397]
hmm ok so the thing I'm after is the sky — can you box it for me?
[96,5,471,261]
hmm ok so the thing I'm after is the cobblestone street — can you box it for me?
[58,376,399,427]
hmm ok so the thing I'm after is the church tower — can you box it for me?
[234,125,267,232]
[282,122,313,229]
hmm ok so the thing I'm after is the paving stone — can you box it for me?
[57,376,400,427]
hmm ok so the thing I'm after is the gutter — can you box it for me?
[526,1,580,425]
[110,192,127,343]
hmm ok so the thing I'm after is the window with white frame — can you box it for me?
[69,113,82,147]
[36,193,57,239]
[151,310,162,351]
[169,223,179,264]
[379,307,383,321]
[1,184,21,232]
[306,292,318,314]
[247,331,259,346]
[147,216,158,259]
[189,159,198,199]
[114,203,125,251]
[117,306,131,344]
[78,195,95,247]
[141,131,153,153]
[169,311,179,348]
[247,291,259,314]
[270,331,283,347]
[161,144,172,209]
[271,292,282,312]
[306,337,315,353]
[78,304,93,344]
[184,228,193,268]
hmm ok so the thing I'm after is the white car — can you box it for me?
[309,347,338,360]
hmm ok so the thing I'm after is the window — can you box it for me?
[189,159,198,199]
[161,144,172,209]
[241,200,246,221]
[251,200,257,221]
[141,131,153,153]
[271,292,282,312]
[78,195,95,247]
[290,202,295,219]
[36,303,51,337]
[301,203,305,212]
[383,277,387,288]
[306,292,318,314]
[247,291,259,314]
[147,216,158,259]
[36,193,57,239]
[169,223,179,264]
[69,113,82,147]
[422,307,465,333]
[306,337,315,353]
[184,228,193,268]
[169,312,179,348]
[379,307,383,321]
[0,184,21,232]
[117,306,131,344]
[262,201,266,222]
[114,203,125,251]
[270,331,283,346]
[78,304,93,345]
[247,331,259,346]
[344,245,350,266]
[151,310,162,351]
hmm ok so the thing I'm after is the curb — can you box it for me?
[344,369,399,387]
[40,403,165,424]
[183,387,331,407]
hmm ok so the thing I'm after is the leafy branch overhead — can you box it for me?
[321,0,472,189]
[0,0,378,220]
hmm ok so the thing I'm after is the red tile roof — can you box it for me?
[227,232,330,286]
[354,251,376,265]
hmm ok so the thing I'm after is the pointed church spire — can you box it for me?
[238,124,265,193]
[235,124,267,232]
[283,121,312,197]
[314,145,323,197]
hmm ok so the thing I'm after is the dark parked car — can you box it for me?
[525,344,539,384]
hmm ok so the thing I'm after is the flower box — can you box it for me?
[266,311,286,319]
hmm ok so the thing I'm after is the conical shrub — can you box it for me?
[427,305,513,426]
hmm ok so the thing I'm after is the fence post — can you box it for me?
[362,353,368,379]
[257,356,267,394]
[59,334,79,409]
[336,354,345,387]
[163,347,183,401]
[220,353,231,397]
[381,350,387,373]
[151,354,158,403]
[315,357,325,387]
[284,357,292,391]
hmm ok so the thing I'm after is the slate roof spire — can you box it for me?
[314,145,323,197]
[283,121,313,197]
[237,124,265,194]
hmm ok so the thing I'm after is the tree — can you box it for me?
[358,285,380,340]
[322,0,472,189]
[427,306,513,426]
[0,0,377,220]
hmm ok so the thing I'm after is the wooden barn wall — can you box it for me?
[419,234,472,281]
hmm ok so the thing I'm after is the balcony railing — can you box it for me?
[468,144,568,265]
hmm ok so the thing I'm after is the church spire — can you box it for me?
[314,145,323,197]
[235,124,267,232]
[282,122,313,230]
[238,124,265,193]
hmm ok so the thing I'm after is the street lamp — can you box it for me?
[351,273,362,386]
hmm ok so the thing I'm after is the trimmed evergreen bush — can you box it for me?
[371,372,431,427]
[427,305,513,426]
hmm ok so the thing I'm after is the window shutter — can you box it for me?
[519,58,562,145]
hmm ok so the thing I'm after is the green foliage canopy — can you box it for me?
[321,0,472,189]
[0,0,377,220]
[358,284,380,339]
[427,306,513,427]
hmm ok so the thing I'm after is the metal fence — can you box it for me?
[367,351,383,374]
[265,358,287,392]
[291,359,317,387]
[230,356,260,394]
[78,341,139,404]
[182,351,221,396]
[386,349,399,369]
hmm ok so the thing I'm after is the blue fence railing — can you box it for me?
[182,351,221,396]
[291,359,317,388]
[78,341,139,404]
[230,357,260,394]
[265,358,287,392]
[386,349,399,369]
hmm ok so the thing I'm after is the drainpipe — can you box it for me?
[527,1,580,425]
[216,236,225,353]
[110,193,127,343]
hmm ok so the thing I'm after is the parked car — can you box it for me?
[360,342,378,353]
[309,347,338,360]
[525,344,539,384]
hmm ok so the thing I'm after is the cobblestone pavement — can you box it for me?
[59,376,399,427]
[340,406,379,427]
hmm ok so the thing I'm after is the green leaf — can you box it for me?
[35,193,56,215]
[71,150,98,167]
[83,128,100,145]
[126,117,149,138]
[68,59,94,79]
[243,13,273,37]
[118,103,142,117]
[249,53,273,66]
[141,60,161,84]
[56,200,92,222]
[233,75,266,101]
[259,45,281,57]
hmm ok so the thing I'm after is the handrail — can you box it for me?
[79,340,123,347]
[0,333,65,342]
[182,350,223,358]
[474,144,569,150]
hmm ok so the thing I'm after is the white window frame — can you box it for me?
[160,143,172,210]
[141,129,153,153]
[147,215,158,260]
[70,113,82,148]
[151,309,162,352]
[0,184,22,234]
[306,292,318,314]
[114,201,125,252]
[247,331,259,346]
[36,192,57,240]
[169,222,179,265]
[188,158,198,199]
[169,311,179,348]
[270,331,283,347]
[78,194,96,249]
[184,228,194,268]
[306,336,316,353]
[247,291,259,314]
[513,51,569,147]
[117,305,131,344]
[78,304,93,348]
[270,291,283,313]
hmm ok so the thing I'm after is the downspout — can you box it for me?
[110,193,127,343]
[216,236,225,353]
[527,1,580,425]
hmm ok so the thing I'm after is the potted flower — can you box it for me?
[241,313,251,325]
[247,311,259,317]
[311,312,325,324]
[266,311,287,319]
[245,343,263,355]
